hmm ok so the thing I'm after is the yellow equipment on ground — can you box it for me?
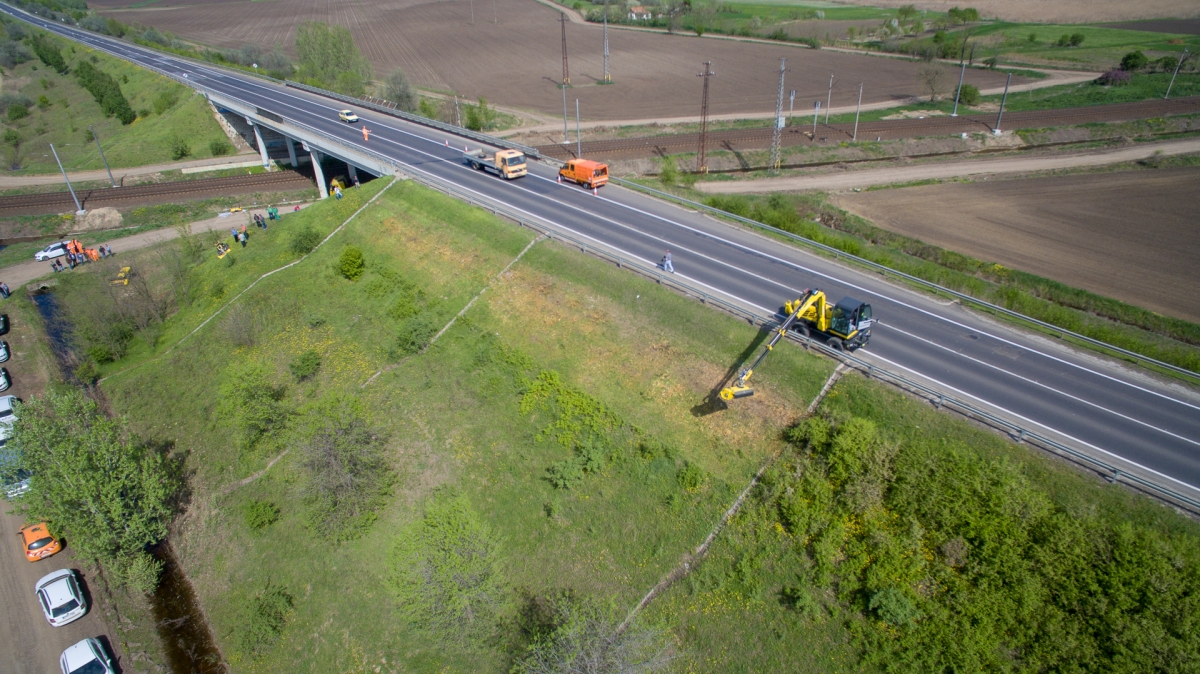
[719,289,873,402]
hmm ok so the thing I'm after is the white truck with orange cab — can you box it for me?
[462,148,527,179]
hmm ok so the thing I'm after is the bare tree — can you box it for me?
[513,596,675,674]
[917,64,949,102]
[300,401,391,538]
[383,68,418,112]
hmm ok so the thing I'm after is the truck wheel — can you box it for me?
[795,323,810,338]
[828,337,844,351]
[472,162,481,170]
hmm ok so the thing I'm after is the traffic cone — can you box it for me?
[557,174,561,184]
[592,186,597,196]
[445,139,449,146]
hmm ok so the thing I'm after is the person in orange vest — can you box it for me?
[362,126,371,142]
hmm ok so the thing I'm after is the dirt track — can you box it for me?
[94,0,1022,120]
[833,167,1200,323]
[697,136,1200,193]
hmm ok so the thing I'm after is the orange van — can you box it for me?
[20,522,62,562]
[559,159,609,189]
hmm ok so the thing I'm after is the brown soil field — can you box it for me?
[835,0,1200,23]
[1104,19,1200,35]
[92,0,1019,120]
[832,166,1200,323]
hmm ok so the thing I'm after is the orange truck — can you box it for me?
[558,159,609,189]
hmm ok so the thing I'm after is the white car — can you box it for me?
[37,568,88,626]
[60,638,114,674]
[35,241,70,262]
[0,395,16,425]
[338,109,359,123]
[0,341,9,363]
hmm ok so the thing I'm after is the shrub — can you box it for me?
[288,350,321,381]
[382,68,417,112]
[1120,50,1148,72]
[244,500,280,530]
[73,359,99,383]
[36,94,51,110]
[6,103,27,121]
[74,60,135,124]
[337,246,365,281]
[209,138,233,156]
[0,39,33,69]
[392,314,440,358]
[511,594,674,673]
[1069,32,1084,46]
[869,587,919,625]
[658,156,678,186]
[234,582,293,657]
[169,135,191,160]
[390,491,505,638]
[30,33,68,74]
[1097,69,1131,86]
[299,397,391,538]
[547,458,584,490]
[218,364,290,452]
[290,226,321,255]
[958,83,980,106]
[112,551,164,594]
[152,89,178,114]
[677,461,709,491]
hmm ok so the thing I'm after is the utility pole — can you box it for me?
[994,72,1011,134]
[1165,48,1190,99]
[562,84,569,143]
[50,144,83,214]
[696,60,715,173]
[493,0,497,23]
[812,101,821,139]
[951,55,967,116]
[770,57,789,171]
[602,0,611,83]
[825,73,834,123]
[454,95,462,127]
[89,125,116,188]
[560,13,570,86]
[470,0,475,25]
[852,83,863,141]
[576,99,582,158]
[788,89,795,126]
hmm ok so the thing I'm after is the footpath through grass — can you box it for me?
[42,177,1200,672]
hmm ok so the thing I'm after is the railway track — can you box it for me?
[536,96,1200,161]
[0,171,315,217]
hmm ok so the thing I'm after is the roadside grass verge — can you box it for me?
[3,30,231,174]
[928,22,1200,70]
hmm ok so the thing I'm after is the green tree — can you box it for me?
[29,33,68,74]
[463,97,497,131]
[299,395,391,539]
[383,68,418,112]
[1120,50,1148,72]
[958,83,980,106]
[74,60,135,124]
[11,388,178,589]
[338,246,365,280]
[294,22,372,92]
[218,364,290,452]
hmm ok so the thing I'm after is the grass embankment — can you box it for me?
[42,178,1200,672]
[1,29,234,173]
[933,22,1200,70]
[688,191,1200,376]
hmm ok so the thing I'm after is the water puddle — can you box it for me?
[31,288,226,673]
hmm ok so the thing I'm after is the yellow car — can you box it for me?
[338,109,359,123]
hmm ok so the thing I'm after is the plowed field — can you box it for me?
[92,0,1020,120]
[833,167,1200,323]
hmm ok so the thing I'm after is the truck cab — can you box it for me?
[463,148,527,179]
[559,159,609,189]
[829,297,872,348]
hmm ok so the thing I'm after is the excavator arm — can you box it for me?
[718,291,817,401]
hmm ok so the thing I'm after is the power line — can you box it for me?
[697,60,715,173]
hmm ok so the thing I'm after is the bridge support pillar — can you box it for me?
[251,123,270,169]
[311,151,328,199]
[285,137,298,167]
[347,163,357,181]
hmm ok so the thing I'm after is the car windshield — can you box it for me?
[0,408,10,420]
[52,598,80,617]
[28,536,54,550]
[71,660,108,674]
[506,154,526,166]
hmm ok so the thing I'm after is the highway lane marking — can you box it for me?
[26,14,1199,419]
[865,350,1200,495]
[881,322,1200,446]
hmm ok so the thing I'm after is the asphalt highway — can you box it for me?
[7,5,1200,499]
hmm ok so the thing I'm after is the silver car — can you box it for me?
[60,638,114,674]
[35,241,70,262]
[37,568,88,626]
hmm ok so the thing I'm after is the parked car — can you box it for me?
[0,314,9,336]
[35,241,70,262]
[36,568,88,626]
[338,109,359,123]
[20,522,62,561]
[0,368,10,393]
[0,435,30,500]
[60,638,115,674]
[0,394,16,425]
[0,340,9,363]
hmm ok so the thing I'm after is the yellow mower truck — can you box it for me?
[462,148,527,179]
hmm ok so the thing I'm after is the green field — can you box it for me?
[0,29,233,174]
[28,177,1200,672]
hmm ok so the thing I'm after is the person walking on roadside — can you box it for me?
[105,244,113,257]
[662,249,674,273]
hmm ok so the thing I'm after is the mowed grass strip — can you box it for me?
[92,178,833,672]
